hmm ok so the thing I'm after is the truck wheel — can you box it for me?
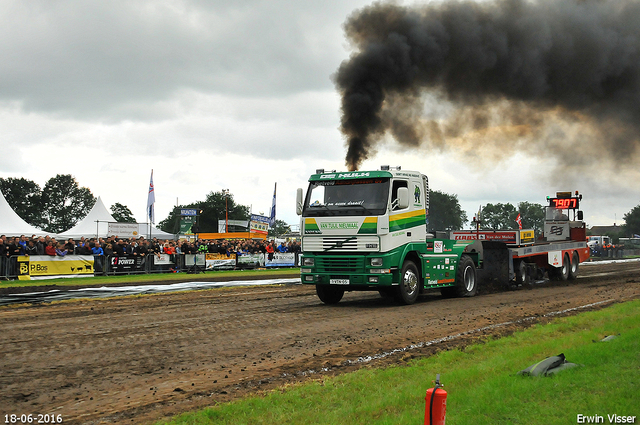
[455,255,477,297]
[514,260,530,287]
[559,253,570,281]
[568,252,579,280]
[395,260,420,305]
[316,285,344,304]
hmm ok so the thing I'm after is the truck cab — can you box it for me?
[296,166,479,305]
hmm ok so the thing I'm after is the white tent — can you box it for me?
[58,196,118,239]
[0,190,49,237]
[58,196,175,240]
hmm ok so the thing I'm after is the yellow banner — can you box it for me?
[520,230,535,244]
[205,253,237,260]
[17,255,95,277]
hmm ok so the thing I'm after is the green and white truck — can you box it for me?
[296,166,589,305]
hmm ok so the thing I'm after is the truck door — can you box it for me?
[391,180,408,211]
[390,178,427,242]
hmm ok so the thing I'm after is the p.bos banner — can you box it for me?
[17,255,95,280]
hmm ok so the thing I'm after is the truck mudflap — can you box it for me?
[477,241,510,288]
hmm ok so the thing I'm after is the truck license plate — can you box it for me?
[330,279,349,285]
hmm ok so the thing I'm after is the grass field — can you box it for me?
[159,299,640,425]
[0,268,300,289]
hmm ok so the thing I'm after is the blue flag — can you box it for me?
[269,183,276,227]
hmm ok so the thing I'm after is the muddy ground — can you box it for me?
[1,261,639,424]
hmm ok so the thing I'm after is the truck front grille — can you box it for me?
[316,257,364,273]
[303,236,380,252]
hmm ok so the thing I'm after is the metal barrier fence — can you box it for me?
[0,256,17,280]
[1,252,301,280]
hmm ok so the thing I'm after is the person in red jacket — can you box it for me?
[44,241,57,256]
[265,240,275,261]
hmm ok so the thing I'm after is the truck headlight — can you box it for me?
[370,258,383,267]
[303,257,314,266]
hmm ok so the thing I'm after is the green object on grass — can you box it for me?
[517,353,579,376]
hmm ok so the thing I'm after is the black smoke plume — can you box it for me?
[335,0,640,171]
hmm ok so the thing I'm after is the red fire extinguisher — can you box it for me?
[424,374,447,425]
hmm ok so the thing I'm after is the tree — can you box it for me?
[624,204,640,236]
[110,203,136,223]
[268,219,291,238]
[199,191,250,233]
[428,190,468,231]
[40,174,96,233]
[158,190,251,234]
[517,201,545,236]
[481,203,518,230]
[0,177,43,227]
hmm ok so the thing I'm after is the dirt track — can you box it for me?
[1,260,639,424]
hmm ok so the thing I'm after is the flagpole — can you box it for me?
[147,169,155,239]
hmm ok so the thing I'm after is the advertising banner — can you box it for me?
[218,220,249,233]
[250,214,270,235]
[109,256,145,273]
[185,253,207,266]
[107,222,140,238]
[17,255,95,280]
[205,253,235,270]
[153,253,175,265]
[180,216,196,234]
[265,252,296,267]
[519,230,535,244]
[450,229,536,245]
[236,253,265,268]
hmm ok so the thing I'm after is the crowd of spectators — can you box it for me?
[177,238,301,258]
[0,234,301,259]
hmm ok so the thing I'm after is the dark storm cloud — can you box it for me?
[335,0,640,171]
[0,0,352,120]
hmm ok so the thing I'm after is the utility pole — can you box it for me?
[222,189,230,233]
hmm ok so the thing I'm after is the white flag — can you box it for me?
[147,170,155,224]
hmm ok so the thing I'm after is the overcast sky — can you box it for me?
[1,0,637,231]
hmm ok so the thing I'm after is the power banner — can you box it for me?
[17,255,95,280]
[109,256,145,273]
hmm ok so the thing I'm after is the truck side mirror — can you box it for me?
[397,187,409,209]
[296,188,303,215]
[577,211,583,221]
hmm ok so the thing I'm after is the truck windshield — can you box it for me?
[303,178,390,217]
[545,207,569,221]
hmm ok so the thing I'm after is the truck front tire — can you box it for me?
[316,285,344,304]
[395,260,420,305]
